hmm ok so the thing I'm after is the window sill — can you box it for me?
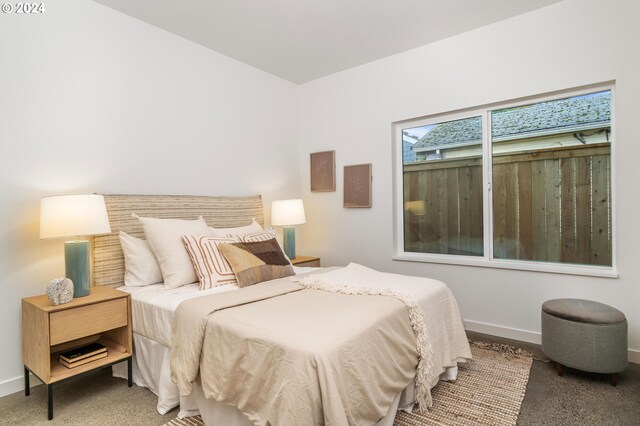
[393,253,618,278]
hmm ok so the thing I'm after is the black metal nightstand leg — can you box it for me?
[127,357,132,387]
[47,384,53,420]
[24,366,30,396]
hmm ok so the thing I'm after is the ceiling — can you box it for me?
[93,0,562,84]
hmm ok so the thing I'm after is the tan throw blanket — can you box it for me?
[296,265,435,412]
[171,275,420,426]
[297,263,472,397]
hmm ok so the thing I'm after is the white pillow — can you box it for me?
[133,214,211,289]
[119,231,163,287]
[209,219,263,237]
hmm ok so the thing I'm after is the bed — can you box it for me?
[93,194,471,425]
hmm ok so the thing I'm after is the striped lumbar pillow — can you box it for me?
[218,238,294,288]
[181,235,239,290]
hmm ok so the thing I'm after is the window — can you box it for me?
[394,86,614,276]
[402,116,484,257]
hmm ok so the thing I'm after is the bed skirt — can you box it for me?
[113,333,458,423]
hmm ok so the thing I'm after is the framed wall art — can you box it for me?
[344,163,372,208]
[310,151,336,192]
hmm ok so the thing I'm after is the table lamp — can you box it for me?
[40,194,111,297]
[271,199,306,259]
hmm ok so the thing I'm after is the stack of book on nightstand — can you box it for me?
[59,342,108,368]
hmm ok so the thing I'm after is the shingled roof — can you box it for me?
[413,91,611,151]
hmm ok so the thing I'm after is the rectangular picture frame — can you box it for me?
[310,151,336,192]
[344,163,372,208]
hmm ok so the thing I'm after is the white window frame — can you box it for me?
[392,83,617,278]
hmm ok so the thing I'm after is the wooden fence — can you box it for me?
[403,143,612,266]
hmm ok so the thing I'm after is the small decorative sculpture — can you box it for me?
[47,278,74,305]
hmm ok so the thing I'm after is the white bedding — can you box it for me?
[121,282,237,346]
[119,266,315,346]
[114,265,468,423]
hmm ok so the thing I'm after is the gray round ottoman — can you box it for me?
[541,298,627,386]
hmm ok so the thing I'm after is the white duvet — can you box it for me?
[116,265,471,420]
[119,266,316,346]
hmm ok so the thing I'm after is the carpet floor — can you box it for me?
[0,336,638,425]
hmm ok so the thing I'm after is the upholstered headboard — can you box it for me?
[92,194,264,288]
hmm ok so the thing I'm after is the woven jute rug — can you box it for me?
[164,341,533,426]
[394,341,533,426]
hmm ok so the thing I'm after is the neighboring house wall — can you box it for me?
[403,138,417,162]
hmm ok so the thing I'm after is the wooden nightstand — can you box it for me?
[22,286,132,420]
[291,256,321,267]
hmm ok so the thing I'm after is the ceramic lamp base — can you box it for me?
[65,240,90,297]
[283,226,296,260]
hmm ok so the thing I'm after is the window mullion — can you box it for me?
[482,110,493,261]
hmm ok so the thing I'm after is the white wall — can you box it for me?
[0,0,299,395]
[297,0,640,358]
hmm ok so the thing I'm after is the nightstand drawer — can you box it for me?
[49,298,127,345]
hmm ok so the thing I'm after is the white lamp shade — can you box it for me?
[40,194,112,239]
[271,199,306,226]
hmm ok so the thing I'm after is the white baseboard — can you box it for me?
[464,319,639,364]
[465,319,542,345]
[628,349,640,365]
[0,373,43,399]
